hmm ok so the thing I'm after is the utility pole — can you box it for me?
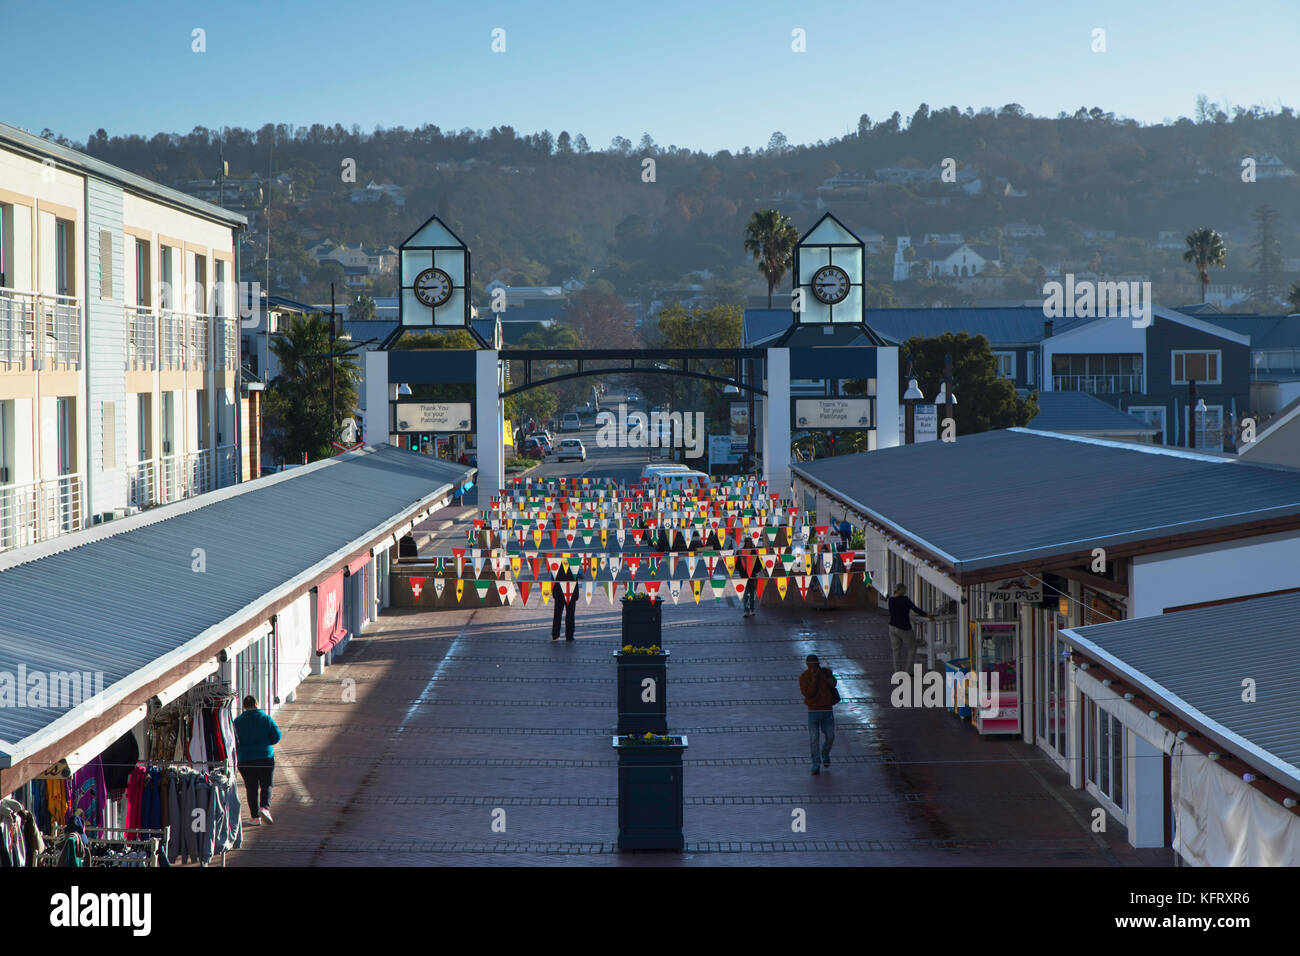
[329,283,337,436]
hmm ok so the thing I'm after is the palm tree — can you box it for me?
[1183,227,1227,304]
[265,312,360,462]
[743,210,800,307]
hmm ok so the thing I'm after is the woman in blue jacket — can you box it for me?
[233,696,282,825]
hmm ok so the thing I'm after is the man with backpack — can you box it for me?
[799,654,839,775]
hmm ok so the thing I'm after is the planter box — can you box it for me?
[621,598,662,648]
[613,734,687,850]
[614,650,668,735]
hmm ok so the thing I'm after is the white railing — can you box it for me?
[190,314,209,370]
[161,453,186,503]
[0,474,83,553]
[1053,373,1143,394]
[0,288,82,370]
[126,459,157,510]
[216,443,238,487]
[126,305,157,370]
[189,448,212,495]
[215,316,238,370]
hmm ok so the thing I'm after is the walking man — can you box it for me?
[233,696,281,826]
[888,584,930,676]
[799,655,838,775]
[552,562,582,641]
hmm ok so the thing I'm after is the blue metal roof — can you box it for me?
[864,307,1086,345]
[1064,590,1300,790]
[793,429,1300,575]
[1201,315,1300,348]
[0,446,470,762]
[1028,392,1157,433]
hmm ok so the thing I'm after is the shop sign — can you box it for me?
[988,577,1042,604]
[315,571,348,654]
[794,398,873,429]
[394,402,473,432]
[729,404,750,452]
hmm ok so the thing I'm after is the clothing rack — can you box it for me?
[41,825,171,868]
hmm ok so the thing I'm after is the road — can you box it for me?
[526,407,706,486]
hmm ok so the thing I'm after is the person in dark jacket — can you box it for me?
[233,696,281,825]
[798,655,838,775]
[740,543,758,618]
[551,563,583,641]
[888,584,930,676]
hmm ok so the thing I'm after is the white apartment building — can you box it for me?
[0,122,247,552]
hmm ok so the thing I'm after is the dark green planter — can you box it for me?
[613,734,687,850]
[614,650,668,734]
[621,598,662,648]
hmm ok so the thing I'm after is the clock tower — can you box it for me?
[791,212,866,326]
[398,213,471,330]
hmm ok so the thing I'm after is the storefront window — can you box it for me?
[1037,615,1069,759]
[1084,695,1126,811]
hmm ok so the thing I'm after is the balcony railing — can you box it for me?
[216,443,238,487]
[1052,373,1143,394]
[190,314,209,370]
[0,474,83,553]
[0,288,82,371]
[126,459,157,510]
[215,316,239,370]
[160,449,214,504]
[126,305,158,370]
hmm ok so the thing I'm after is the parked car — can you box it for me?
[557,438,587,462]
[524,437,548,458]
[561,412,582,431]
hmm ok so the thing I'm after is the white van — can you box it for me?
[640,463,690,481]
[561,413,582,431]
[642,465,708,489]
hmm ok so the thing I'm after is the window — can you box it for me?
[137,393,151,461]
[135,239,150,307]
[1127,406,1167,445]
[0,203,11,288]
[1183,404,1224,451]
[1027,356,1035,386]
[1171,350,1221,385]
[993,351,1016,379]
[0,399,12,484]
[55,219,71,296]
[213,260,225,317]
[1085,697,1127,812]
[1051,354,1143,393]
[159,246,173,308]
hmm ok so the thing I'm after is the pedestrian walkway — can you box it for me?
[231,589,1175,866]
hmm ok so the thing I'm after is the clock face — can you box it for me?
[413,267,453,307]
[810,265,850,304]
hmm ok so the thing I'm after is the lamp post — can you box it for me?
[903,353,925,444]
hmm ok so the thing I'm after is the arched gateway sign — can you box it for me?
[362,214,899,496]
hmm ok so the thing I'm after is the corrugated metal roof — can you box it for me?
[1064,591,1300,789]
[864,307,1075,345]
[0,121,246,228]
[793,429,1300,574]
[742,309,878,347]
[1028,392,1157,433]
[0,446,469,760]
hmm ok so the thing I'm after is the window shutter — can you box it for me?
[99,230,113,300]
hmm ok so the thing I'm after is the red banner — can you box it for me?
[316,571,348,655]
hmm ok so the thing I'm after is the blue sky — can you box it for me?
[2,0,1296,152]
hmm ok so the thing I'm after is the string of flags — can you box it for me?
[403,571,870,606]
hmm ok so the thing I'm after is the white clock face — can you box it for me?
[413,267,453,307]
[811,265,850,304]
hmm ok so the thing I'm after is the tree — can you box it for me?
[1250,205,1283,303]
[765,131,789,154]
[1182,228,1227,304]
[558,290,638,347]
[574,134,590,154]
[556,130,573,153]
[743,209,800,307]
[856,113,872,137]
[1288,280,1300,313]
[867,333,1037,436]
[350,293,377,322]
[263,312,360,463]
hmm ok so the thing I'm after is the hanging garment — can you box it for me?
[218,702,238,767]
[125,765,147,840]
[166,771,183,864]
[30,780,48,833]
[70,757,108,829]
[22,810,44,866]
[193,773,213,865]
[101,731,140,798]
[188,706,208,765]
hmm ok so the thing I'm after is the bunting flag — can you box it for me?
[687,554,698,577]
[474,580,490,602]
[817,573,831,595]
[704,554,718,576]
[528,554,541,579]
[590,555,599,577]
[616,529,626,547]
[600,529,608,547]
[668,553,678,575]
[519,581,532,605]
[433,577,446,599]
[541,581,553,604]
[533,528,543,547]
[608,556,622,578]
[409,576,426,600]
[561,580,576,600]
[644,581,662,602]
[670,580,682,604]
[723,554,737,577]
[496,580,514,604]
[584,581,594,605]
[796,575,810,600]
[605,582,616,605]
[546,554,561,576]
[626,556,641,578]
[691,579,703,604]
[776,576,788,600]
[453,548,465,576]
[510,555,521,577]
[840,573,851,593]
[755,578,768,601]
[455,579,465,602]
[731,579,746,600]
[632,529,644,546]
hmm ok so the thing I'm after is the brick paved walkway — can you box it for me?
[231,579,1175,866]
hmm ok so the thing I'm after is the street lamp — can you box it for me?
[903,354,925,445]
